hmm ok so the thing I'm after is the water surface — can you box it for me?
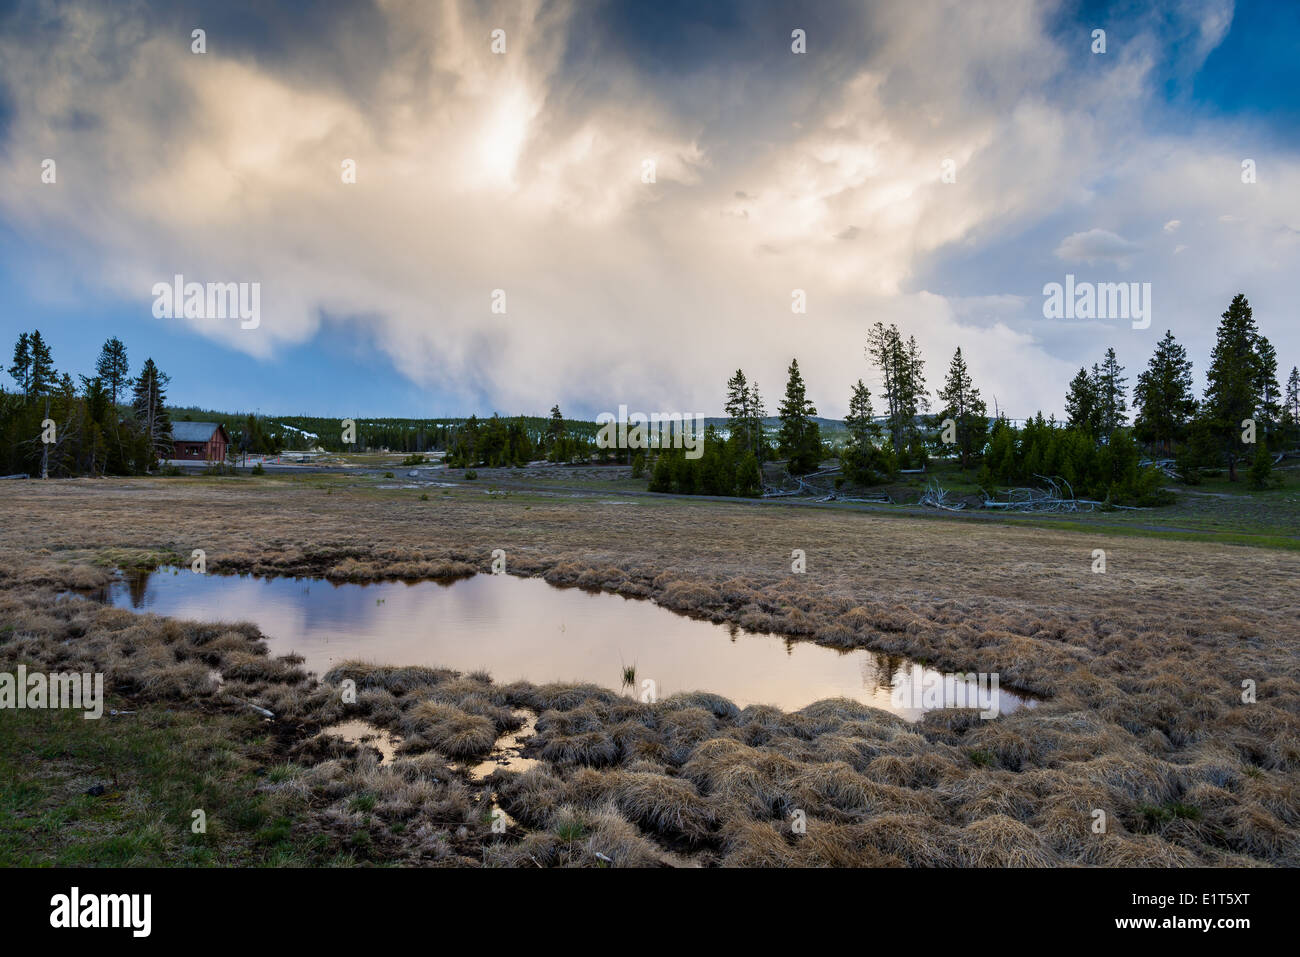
[107,570,1034,719]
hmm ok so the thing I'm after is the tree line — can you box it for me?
[6,293,1292,494]
[649,293,1295,502]
[1,334,171,476]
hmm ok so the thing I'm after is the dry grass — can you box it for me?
[1,476,1297,866]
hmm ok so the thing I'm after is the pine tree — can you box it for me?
[724,369,752,451]
[842,378,894,485]
[1248,437,1273,489]
[867,322,904,451]
[1064,367,1098,434]
[1199,293,1263,482]
[9,330,56,398]
[132,358,172,466]
[747,381,766,459]
[8,332,31,396]
[1095,347,1127,438]
[734,450,761,497]
[546,404,565,450]
[27,331,56,397]
[935,347,987,467]
[844,379,878,449]
[776,358,821,475]
[906,336,930,420]
[1133,330,1195,455]
[1284,366,1300,444]
[866,323,926,454]
[1253,334,1281,441]
[95,337,130,407]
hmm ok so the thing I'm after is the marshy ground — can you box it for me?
[1,473,1297,866]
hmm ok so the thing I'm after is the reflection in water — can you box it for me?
[465,711,539,780]
[125,568,151,607]
[105,570,1036,720]
[319,719,401,762]
[872,652,906,689]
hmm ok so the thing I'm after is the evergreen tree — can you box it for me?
[935,347,987,467]
[132,358,172,466]
[1253,334,1281,441]
[1284,366,1300,444]
[906,336,930,421]
[8,330,55,398]
[1094,347,1127,438]
[866,322,927,455]
[1133,330,1195,455]
[734,449,761,496]
[844,379,878,448]
[724,370,768,459]
[8,332,31,396]
[547,404,564,438]
[27,331,56,397]
[95,337,130,406]
[724,369,753,451]
[867,322,904,451]
[1199,293,1264,482]
[776,358,821,475]
[747,381,766,460]
[1064,367,1099,434]
[648,448,675,492]
[841,378,894,485]
[1248,438,1273,490]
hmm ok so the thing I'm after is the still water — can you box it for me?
[107,570,1034,719]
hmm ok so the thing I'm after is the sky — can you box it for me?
[0,0,1296,420]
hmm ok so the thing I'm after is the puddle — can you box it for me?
[316,715,532,779]
[101,570,1035,719]
[465,711,539,781]
[319,719,401,762]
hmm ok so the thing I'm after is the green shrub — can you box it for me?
[1248,442,1275,490]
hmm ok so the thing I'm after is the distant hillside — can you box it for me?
[165,408,602,453]
[165,407,853,453]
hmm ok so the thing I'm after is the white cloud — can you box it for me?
[1054,229,1143,266]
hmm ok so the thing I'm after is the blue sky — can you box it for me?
[0,0,1296,420]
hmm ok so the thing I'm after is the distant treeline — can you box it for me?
[172,407,609,463]
[0,333,611,474]
[652,293,1298,504]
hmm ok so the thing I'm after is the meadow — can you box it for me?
[0,473,1296,866]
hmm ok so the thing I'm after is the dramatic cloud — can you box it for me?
[0,0,1296,418]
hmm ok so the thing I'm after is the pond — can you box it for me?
[104,570,1035,720]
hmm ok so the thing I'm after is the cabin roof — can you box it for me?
[172,421,224,442]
